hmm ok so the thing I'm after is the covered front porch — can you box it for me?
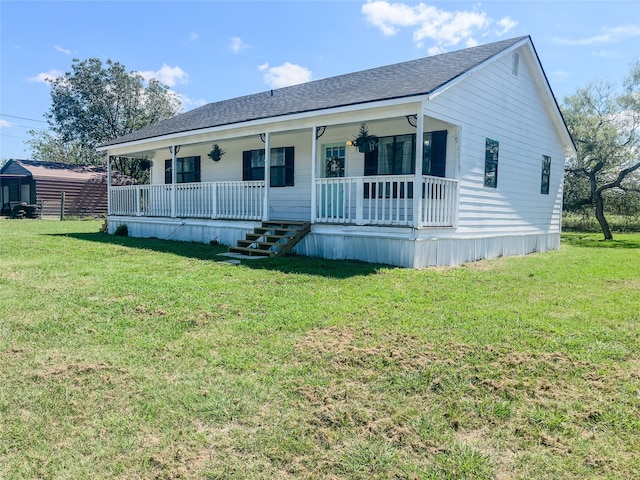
[105,103,461,230]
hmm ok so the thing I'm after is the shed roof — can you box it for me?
[0,159,136,185]
[102,36,530,147]
[1,159,106,181]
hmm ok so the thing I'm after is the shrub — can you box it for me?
[114,224,128,237]
[562,213,640,233]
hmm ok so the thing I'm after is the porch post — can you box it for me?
[135,185,141,216]
[310,127,317,224]
[262,133,270,221]
[107,155,112,216]
[211,182,217,219]
[171,145,177,218]
[413,105,425,229]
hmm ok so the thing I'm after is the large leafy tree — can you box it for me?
[29,58,181,180]
[562,61,640,240]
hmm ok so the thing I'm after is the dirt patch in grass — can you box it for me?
[146,441,213,480]
[290,326,638,478]
[32,362,128,381]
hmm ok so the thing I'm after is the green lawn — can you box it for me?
[0,219,638,479]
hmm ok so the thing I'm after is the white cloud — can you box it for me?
[27,69,63,84]
[427,45,446,56]
[361,1,417,36]
[260,62,313,88]
[180,94,207,109]
[189,32,199,42]
[362,1,518,53]
[137,64,188,87]
[552,24,640,46]
[228,36,249,54]
[496,17,518,36]
[550,70,571,82]
[592,49,622,59]
[54,45,71,55]
[0,119,12,128]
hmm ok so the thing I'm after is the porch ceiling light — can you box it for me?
[406,115,418,128]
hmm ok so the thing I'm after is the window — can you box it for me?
[541,155,551,195]
[422,131,447,178]
[165,156,201,184]
[242,146,294,187]
[362,131,447,199]
[364,130,447,177]
[484,138,499,188]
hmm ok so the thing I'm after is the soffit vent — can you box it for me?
[512,52,520,76]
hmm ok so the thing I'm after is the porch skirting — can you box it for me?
[108,216,257,247]
[108,216,559,268]
[294,225,560,268]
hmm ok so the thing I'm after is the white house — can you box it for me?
[99,36,575,268]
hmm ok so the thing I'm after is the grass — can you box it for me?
[1,219,639,479]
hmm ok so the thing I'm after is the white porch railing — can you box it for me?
[109,181,264,220]
[315,175,458,227]
[109,176,456,227]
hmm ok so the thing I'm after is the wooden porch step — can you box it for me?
[237,240,284,249]
[245,233,291,242]
[262,220,308,227]
[228,246,275,257]
[228,220,311,258]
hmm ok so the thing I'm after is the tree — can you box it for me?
[30,58,181,180]
[26,130,98,165]
[562,61,640,240]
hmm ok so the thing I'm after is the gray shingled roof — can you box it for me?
[103,36,528,147]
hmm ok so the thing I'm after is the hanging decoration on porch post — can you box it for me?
[207,143,226,162]
[350,123,378,154]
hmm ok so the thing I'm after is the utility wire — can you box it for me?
[0,133,30,140]
[2,122,48,131]
[0,113,47,123]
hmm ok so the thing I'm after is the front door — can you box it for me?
[321,144,346,218]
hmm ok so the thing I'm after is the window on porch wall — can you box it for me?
[164,156,201,183]
[363,130,447,198]
[242,146,294,187]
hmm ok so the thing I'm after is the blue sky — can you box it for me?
[1,1,639,160]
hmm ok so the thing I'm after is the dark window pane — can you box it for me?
[484,138,499,188]
[541,155,551,194]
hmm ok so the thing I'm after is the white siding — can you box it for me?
[427,46,567,237]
